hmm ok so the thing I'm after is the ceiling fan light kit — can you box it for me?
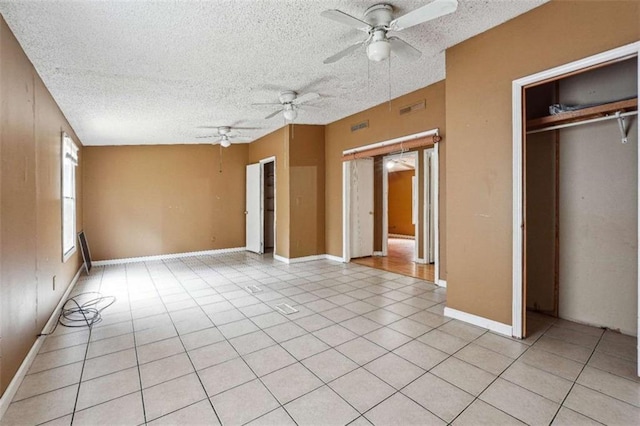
[253,90,320,123]
[283,105,298,121]
[367,32,391,62]
[195,125,256,148]
[220,137,232,148]
[321,0,458,64]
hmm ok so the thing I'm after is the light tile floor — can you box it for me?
[1,252,638,425]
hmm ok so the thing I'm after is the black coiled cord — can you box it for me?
[39,292,116,336]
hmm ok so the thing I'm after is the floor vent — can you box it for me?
[274,303,299,315]
[399,100,426,115]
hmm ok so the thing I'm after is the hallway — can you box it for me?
[351,238,434,282]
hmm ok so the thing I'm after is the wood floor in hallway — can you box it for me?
[351,238,434,282]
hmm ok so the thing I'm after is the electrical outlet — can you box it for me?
[52,275,56,291]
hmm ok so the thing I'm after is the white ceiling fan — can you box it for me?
[253,90,321,122]
[321,0,458,64]
[196,125,257,147]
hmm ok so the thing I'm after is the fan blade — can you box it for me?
[389,0,458,31]
[195,135,215,138]
[293,92,320,105]
[388,37,422,61]
[323,41,365,64]
[252,102,283,106]
[264,109,283,120]
[231,127,261,130]
[320,10,371,32]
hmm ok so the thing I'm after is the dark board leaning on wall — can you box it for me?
[78,231,92,274]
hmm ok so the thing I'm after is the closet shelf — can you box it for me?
[526,98,637,131]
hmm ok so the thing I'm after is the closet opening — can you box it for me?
[513,42,639,374]
[262,160,275,253]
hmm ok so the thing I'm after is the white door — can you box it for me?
[350,158,374,258]
[245,163,261,253]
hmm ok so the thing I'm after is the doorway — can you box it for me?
[382,151,419,262]
[342,132,441,283]
[262,160,275,253]
[245,157,276,254]
[512,42,639,373]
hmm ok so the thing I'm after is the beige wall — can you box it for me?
[446,0,639,325]
[83,144,248,261]
[325,81,447,276]
[388,170,415,236]
[0,16,84,395]
[248,125,325,259]
[289,125,325,258]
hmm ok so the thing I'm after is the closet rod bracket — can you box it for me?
[615,111,629,144]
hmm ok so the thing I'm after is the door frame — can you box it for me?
[259,156,276,255]
[382,151,419,260]
[341,130,442,283]
[511,42,640,352]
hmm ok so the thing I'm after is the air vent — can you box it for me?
[399,100,426,115]
[351,120,369,132]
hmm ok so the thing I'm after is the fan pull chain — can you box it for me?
[219,143,223,173]
[367,55,371,91]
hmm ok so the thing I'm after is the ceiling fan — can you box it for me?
[321,0,458,64]
[196,125,257,147]
[253,90,321,121]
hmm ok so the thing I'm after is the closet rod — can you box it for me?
[526,110,637,135]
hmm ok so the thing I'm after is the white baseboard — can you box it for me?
[93,247,246,266]
[325,254,346,263]
[0,266,83,418]
[273,254,289,264]
[437,279,447,288]
[275,254,347,264]
[415,258,426,264]
[444,307,512,337]
[373,251,384,257]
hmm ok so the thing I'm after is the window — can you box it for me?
[62,132,78,261]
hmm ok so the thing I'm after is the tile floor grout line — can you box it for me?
[169,255,306,425]
[173,255,455,422]
[444,330,539,425]
[124,265,149,425]
[69,267,106,425]
[166,255,384,422]
[445,316,610,425]
[140,260,224,426]
[548,330,609,425]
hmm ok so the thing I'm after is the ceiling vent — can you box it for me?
[399,100,426,115]
[351,120,369,132]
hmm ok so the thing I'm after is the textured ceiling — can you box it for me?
[0,0,548,146]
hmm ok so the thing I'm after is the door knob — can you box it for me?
[244,211,248,215]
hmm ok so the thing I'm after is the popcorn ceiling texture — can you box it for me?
[0,0,547,146]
